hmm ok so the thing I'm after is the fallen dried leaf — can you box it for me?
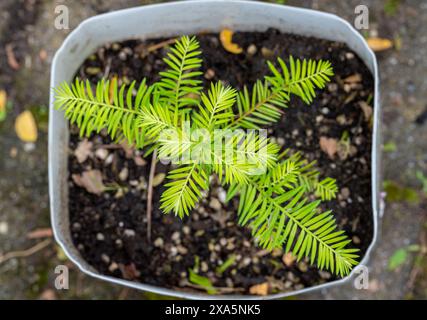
[249,282,269,296]
[109,75,118,103]
[261,47,274,58]
[367,37,393,52]
[343,74,362,84]
[39,289,57,300]
[6,44,20,70]
[74,139,93,163]
[27,228,53,239]
[39,49,48,62]
[72,170,105,195]
[319,136,338,159]
[152,173,166,187]
[15,110,38,142]
[359,101,373,121]
[219,29,243,54]
[0,90,6,121]
[282,252,296,267]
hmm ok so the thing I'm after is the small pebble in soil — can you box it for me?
[154,237,164,248]
[298,262,308,272]
[345,52,355,59]
[108,262,119,272]
[209,198,222,211]
[261,47,274,58]
[182,226,190,235]
[119,167,129,181]
[316,115,324,123]
[226,242,235,251]
[105,154,114,165]
[201,261,209,272]
[72,222,81,231]
[170,246,178,256]
[321,107,330,115]
[247,44,257,56]
[171,231,180,242]
[204,68,215,80]
[95,148,108,160]
[115,239,123,248]
[328,83,338,92]
[195,230,204,237]
[124,229,136,237]
[177,245,188,255]
[242,257,251,267]
[340,187,351,200]
[101,254,110,264]
[352,236,361,244]
[319,271,332,280]
[96,233,105,241]
[217,188,227,204]
[336,115,347,125]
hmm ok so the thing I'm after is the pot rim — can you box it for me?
[49,0,381,300]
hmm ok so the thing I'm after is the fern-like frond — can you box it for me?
[54,78,153,148]
[212,131,279,185]
[157,35,203,124]
[315,177,338,201]
[193,82,236,130]
[160,164,209,218]
[259,159,301,194]
[237,184,358,276]
[280,149,338,201]
[229,80,287,130]
[266,56,334,104]
[135,102,174,139]
[228,56,334,129]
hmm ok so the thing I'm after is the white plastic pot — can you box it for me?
[49,0,381,299]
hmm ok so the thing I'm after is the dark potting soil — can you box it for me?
[68,29,374,295]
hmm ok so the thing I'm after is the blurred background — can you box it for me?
[0,0,426,299]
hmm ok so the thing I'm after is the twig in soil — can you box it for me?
[103,57,112,79]
[146,149,158,242]
[0,239,51,265]
[141,38,176,58]
[142,38,177,57]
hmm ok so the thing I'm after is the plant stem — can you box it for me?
[146,149,158,242]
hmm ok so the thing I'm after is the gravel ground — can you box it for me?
[0,0,426,300]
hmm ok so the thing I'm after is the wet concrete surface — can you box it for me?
[0,0,426,299]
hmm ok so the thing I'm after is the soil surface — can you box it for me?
[67,29,374,295]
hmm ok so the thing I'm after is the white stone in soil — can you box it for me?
[154,237,164,248]
[209,198,222,211]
